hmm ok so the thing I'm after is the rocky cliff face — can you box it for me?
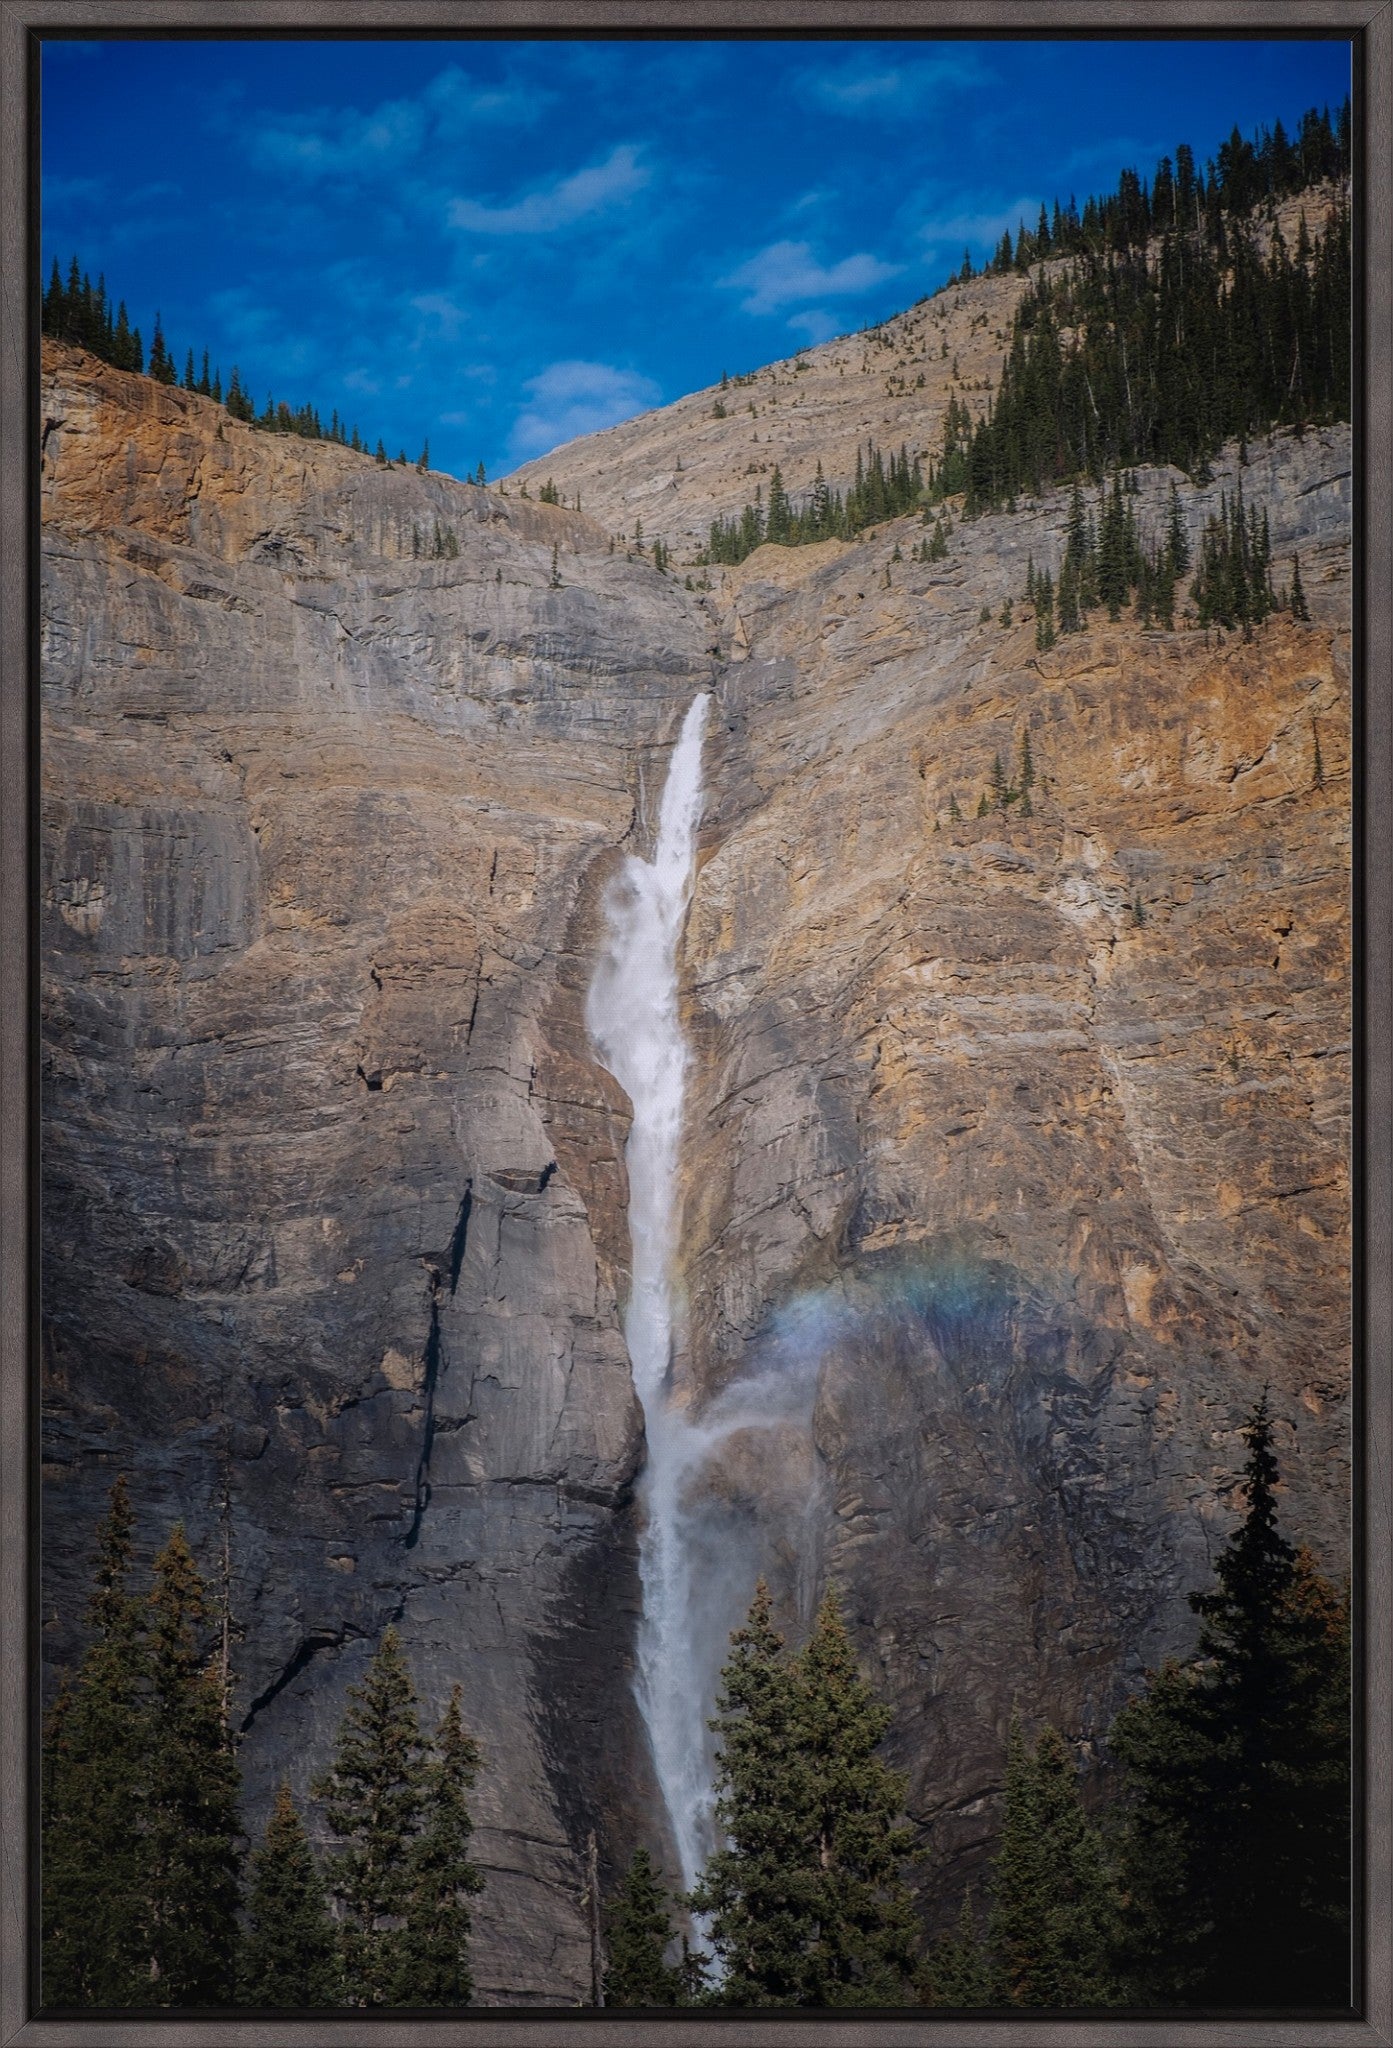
[41,328,1350,1999]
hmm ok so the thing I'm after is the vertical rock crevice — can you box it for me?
[405,1183,473,1552]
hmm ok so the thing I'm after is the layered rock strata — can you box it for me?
[41,334,1351,1992]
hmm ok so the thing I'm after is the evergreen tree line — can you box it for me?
[701,443,924,565]
[931,187,1350,513]
[692,103,1347,571]
[41,256,430,467]
[1013,471,1311,652]
[603,1399,1350,2012]
[42,1481,482,2009]
[951,100,1348,284]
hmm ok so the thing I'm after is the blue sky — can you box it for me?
[42,36,1351,480]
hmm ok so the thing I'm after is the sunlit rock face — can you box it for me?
[679,434,1351,1882]
[41,334,1350,1995]
[39,341,717,2002]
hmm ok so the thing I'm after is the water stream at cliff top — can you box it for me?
[586,691,714,1892]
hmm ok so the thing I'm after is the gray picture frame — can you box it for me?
[1,3,1388,2042]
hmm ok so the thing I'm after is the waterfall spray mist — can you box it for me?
[587,692,714,1890]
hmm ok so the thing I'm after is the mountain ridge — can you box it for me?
[39,160,1352,1995]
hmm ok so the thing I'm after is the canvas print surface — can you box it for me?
[37,33,1355,2013]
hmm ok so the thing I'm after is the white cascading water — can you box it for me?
[586,692,714,1890]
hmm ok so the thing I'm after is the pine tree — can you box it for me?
[315,1628,427,2006]
[1034,572,1056,650]
[688,1584,800,2004]
[766,465,791,544]
[240,1784,343,2006]
[1057,556,1082,634]
[391,1687,483,2005]
[43,1490,243,2008]
[1109,1395,1350,2008]
[986,1719,1119,2006]
[603,1849,684,2006]
[691,1586,917,2007]
[148,314,176,385]
[42,1478,155,2005]
[142,1525,242,2005]
[1290,554,1311,620]
[1018,728,1035,794]
[1166,482,1191,580]
[924,1889,997,2007]
[789,1595,919,2005]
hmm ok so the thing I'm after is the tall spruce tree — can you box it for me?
[923,1888,997,2007]
[43,1488,243,2008]
[793,1595,919,2005]
[42,1478,155,2006]
[986,1718,1119,2007]
[142,1525,242,2004]
[1109,1395,1350,2008]
[240,1784,343,2006]
[391,1686,484,2006]
[603,1849,684,2007]
[691,1585,918,2008]
[688,1583,801,2004]
[315,1627,427,2006]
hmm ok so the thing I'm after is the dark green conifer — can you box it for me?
[240,1784,343,2006]
[1290,554,1310,620]
[146,314,167,382]
[1110,1396,1350,2007]
[766,465,791,544]
[924,1889,997,2007]
[1034,573,1056,650]
[1166,483,1191,578]
[42,1478,154,2006]
[315,1627,427,2007]
[691,1586,917,2008]
[986,1719,1119,2006]
[392,1687,483,2006]
[142,1525,242,2005]
[603,1849,683,2007]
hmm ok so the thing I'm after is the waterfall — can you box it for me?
[586,692,714,1891]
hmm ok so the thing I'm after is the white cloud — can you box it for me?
[509,359,660,460]
[246,63,539,185]
[720,239,901,317]
[43,174,107,209]
[787,309,842,344]
[917,194,1041,269]
[251,95,426,179]
[448,144,649,235]
[408,292,468,340]
[801,53,987,119]
[423,65,550,128]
